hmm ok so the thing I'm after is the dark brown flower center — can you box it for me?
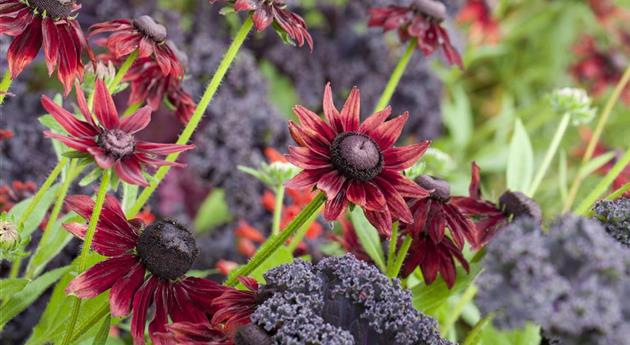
[137,219,198,281]
[498,191,542,223]
[234,324,272,345]
[415,175,450,202]
[133,15,167,43]
[411,0,447,21]
[330,132,383,181]
[29,0,74,19]
[97,129,135,159]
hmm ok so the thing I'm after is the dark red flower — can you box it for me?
[402,234,469,288]
[209,0,312,50]
[457,0,499,44]
[64,195,227,345]
[42,79,193,186]
[285,83,430,237]
[89,15,183,78]
[162,322,232,345]
[123,56,196,123]
[369,0,463,68]
[0,0,93,94]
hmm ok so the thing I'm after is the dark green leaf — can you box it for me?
[349,208,387,272]
[25,214,76,278]
[0,278,28,301]
[8,184,61,237]
[194,189,233,233]
[412,262,482,314]
[91,314,111,345]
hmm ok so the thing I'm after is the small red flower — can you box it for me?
[89,15,183,78]
[369,0,463,68]
[42,79,193,186]
[402,234,469,288]
[457,0,499,44]
[123,55,196,123]
[0,0,93,94]
[285,83,430,237]
[64,195,226,345]
[209,0,312,50]
[0,128,14,141]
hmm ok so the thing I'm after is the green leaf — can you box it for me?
[246,246,293,284]
[442,85,473,148]
[62,150,91,159]
[349,208,387,272]
[0,265,70,329]
[463,313,493,345]
[8,184,61,237]
[577,151,615,179]
[121,183,139,213]
[25,214,76,278]
[412,262,482,314]
[0,278,28,301]
[194,189,233,233]
[506,118,534,193]
[38,114,66,134]
[479,323,541,345]
[91,314,111,345]
[80,167,103,187]
[26,253,108,345]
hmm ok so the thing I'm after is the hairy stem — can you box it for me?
[373,38,417,113]
[128,17,254,218]
[564,64,630,211]
[225,193,326,286]
[0,69,12,104]
[527,112,571,197]
[61,171,111,345]
[285,203,323,253]
[272,185,285,235]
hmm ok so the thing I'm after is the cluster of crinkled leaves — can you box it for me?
[594,197,630,247]
[252,254,453,345]
[477,216,630,345]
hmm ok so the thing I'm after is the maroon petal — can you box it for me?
[170,278,216,322]
[316,170,347,200]
[120,105,152,134]
[468,162,482,200]
[363,181,387,211]
[134,154,186,169]
[65,254,137,298]
[323,190,347,221]
[43,131,95,152]
[292,105,335,143]
[286,146,331,170]
[74,82,97,127]
[87,147,115,170]
[252,7,274,31]
[41,95,98,137]
[322,83,342,134]
[339,87,360,132]
[287,122,331,157]
[0,6,33,36]
[374,177,413,224]
[359,106,392,134]
[93,79,120,130]
[364,209,393,237]
[372,112,409,150]
[346,181,366,206]
[383,140,431,170]
[409,198,430,236]
[234,0,258,11]
[115,159,148,187]
[285,168,329,190]
[56,22,81,96]
[7,17,42,78]
[426,203,447,244]
[42,18,59,76]
[131,276,159,345]
[380,170,429,198]
[109,259,146,317]
[148,281,169,340]
[135,141,195,155]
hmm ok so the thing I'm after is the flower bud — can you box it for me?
[0,220,19,251]
[549,87,596,126]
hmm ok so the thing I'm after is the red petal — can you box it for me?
[148,281,169,339]
[114,158,148,187]
[120,105,152,134]
[7,17,42,78]
[65,254,136,298]
[131,276,159,345]
[234,0,258,11]
[43,131,95,152]
[372,112,409,150]
[252,8,273,31]
[109,260,146,317]
[375,177,413,224]
[363,181,387,211]
[42,18,59,76]
[339,87,360,132]
[364,209,393,237]
[380,170,429,198]
[359,106,392,134]
[346,181,366,206]
[74,82,96,127]
[383,140,431,170]
[292,105,335,143]
[56,21,81,96]
[87,147,115,169]
[286,146,331,169]
[41,96,98,137]
[323,190,347,221]
[322,82,343,134]
[316,170,347,200]
[468,162,482,199]
[135,141,195,155]
[93,79,120,130]
[285,168,329,190]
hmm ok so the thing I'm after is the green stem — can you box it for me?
[0,69,12,104]
[285,203,324,253]
[386,222,399,277]
[70,304,110,343]
[128,17,254,218]
[88,51,139,108]
[390,235,413,278]
[225,192,326,287]
[373,38,416,113]
[61,171,111,345]
[122,102,142,118]
[575,146,630,215]
[564,64,630,211]
[606,182,630,201]
[527,112,571,197]
[24,160,82,279]
[272,185,285,235]
[441,284,478,336]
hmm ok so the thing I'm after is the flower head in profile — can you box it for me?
[285,83,430,237]
[457,0,500,44]
[89,15,183,78]
[208,0,313,49]
[0,0,94,94]
[369,0,463,68]
[64,195,226,345]
[42,79,193,186]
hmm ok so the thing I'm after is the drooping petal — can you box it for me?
[65,254,137,298]
[346,181,366,207]
[285,168,329,190]
[364,209,393,237]
[316,170,347,201]
[42,18,60,76]
[148,281,169,340]
[87,147,115,170]
[374,177,413,224]
[323,190,347,221]
[7,17,43,78]
[115,158,148,187]
[363,181,387,211]
[93,79,120,130]
[41,95,98,137]
[252,7,274,31]
[131,276,159,345]
[109,259,146,317]
[135,141,195,155]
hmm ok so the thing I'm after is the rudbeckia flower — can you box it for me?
[285,83,430,237]
[64,195,226,345]
[89,15,183,78]
[0,0,93,94]
[42,79,193,186]
[369,0,463,68]
[208,0,312,49]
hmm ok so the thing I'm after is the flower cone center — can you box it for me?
[416,175,451,201]
[29,0,74,19]
[411,0,447,21]
[98,129,135,159]
[331,132,383,181]
[133,16,167,43]
[137,219,198,281]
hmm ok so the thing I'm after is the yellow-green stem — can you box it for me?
[225,193,326,287]
[606,182,630,201]
[24,160,83,279]
[441,284,478,336]
[122,102,142,118]
[70,303,110,343]
[88,50,139,108]
[390,235,413,278]
[386,222,399,277]
[61,171,111,345]
[285,203,324,253]
[272,185,285,235]
[373,38,417,113]
[527,112,571,197]
[0,69,12,104]
[128,17,254,218]
[564,64,630,211]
